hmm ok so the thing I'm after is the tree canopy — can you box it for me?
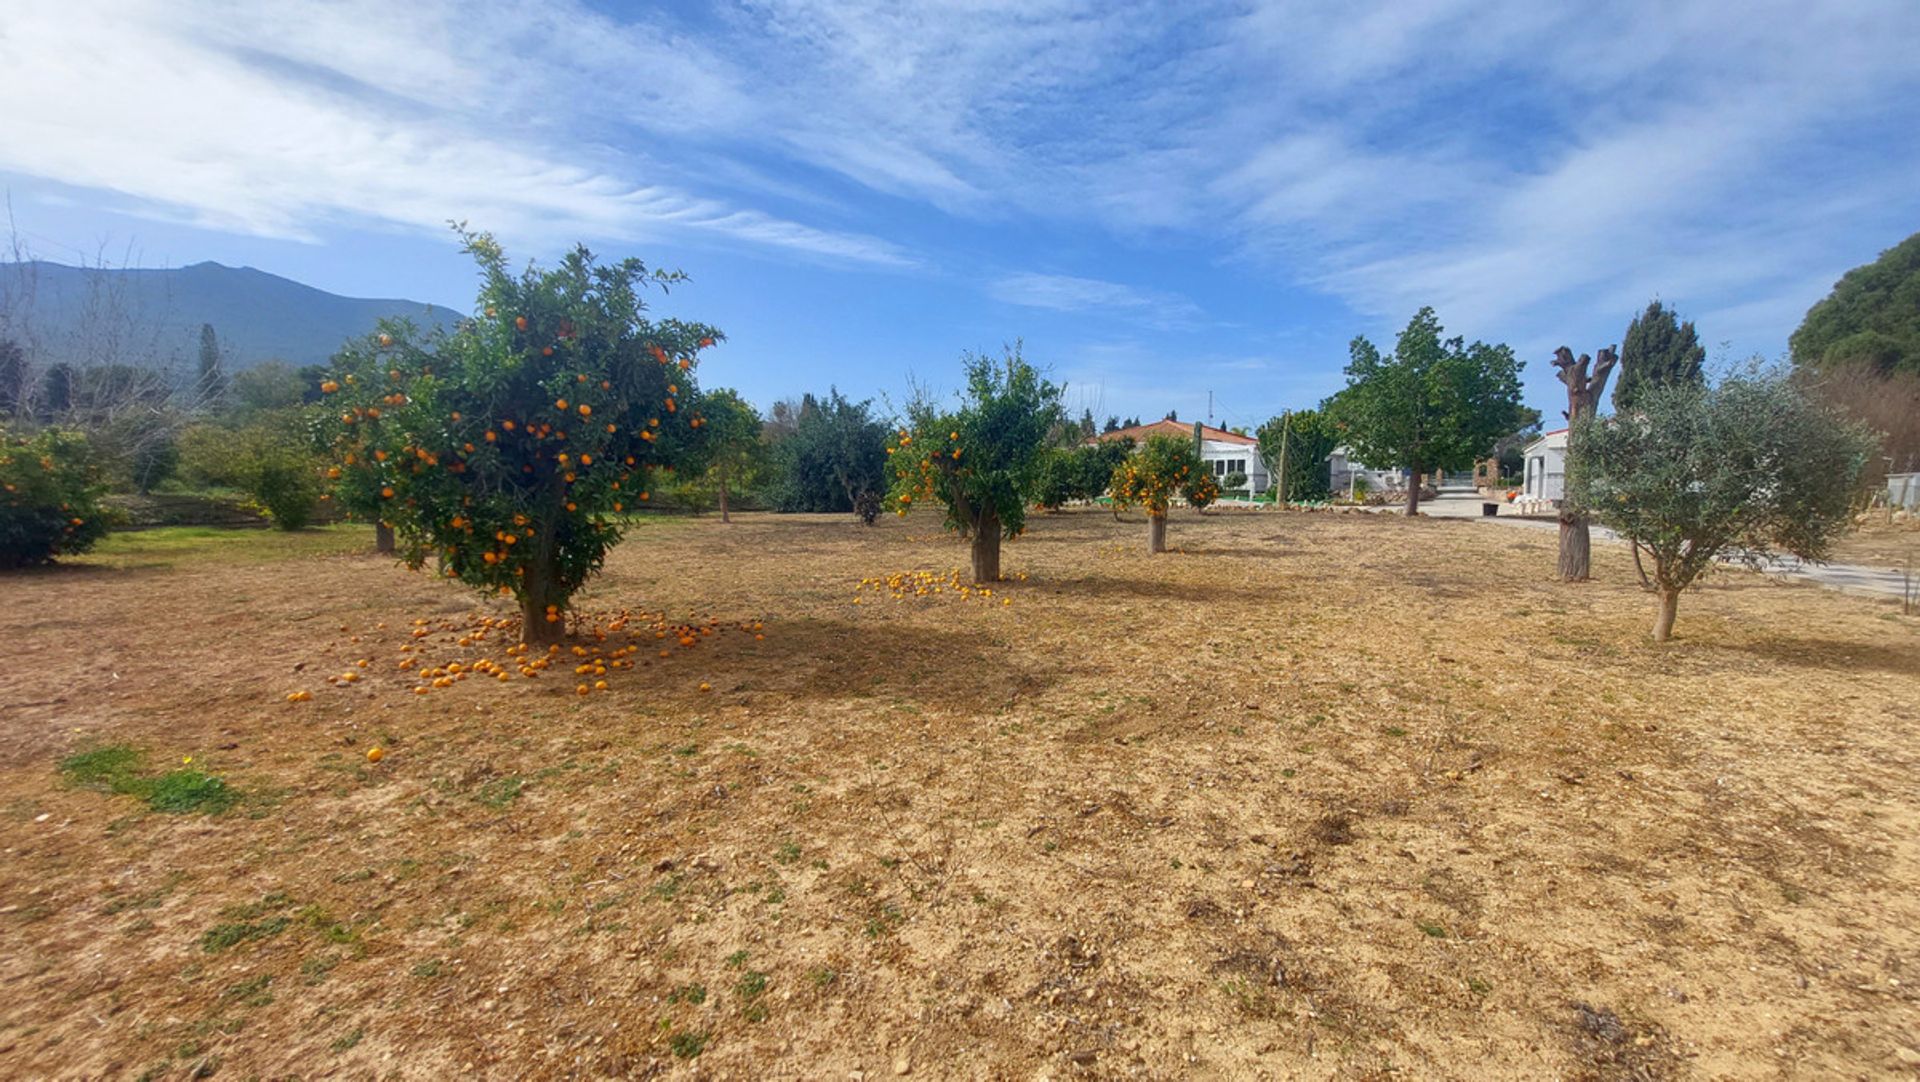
[1566,367,1876,641]
[319,229,723,644]
[1256,408,1339,502]
[1325,308,1525,513]
[884,345,1061,581]
[1109,433,1209,552]
[1789,229,1920,376]
[1614,300,1704,410]
[767,390,889,520]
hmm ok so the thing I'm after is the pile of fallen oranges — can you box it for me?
[285,608,767,703]
[853,569,1026,606]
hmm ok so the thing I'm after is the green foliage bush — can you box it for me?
[768,390,888,516]
[177,417,323,530]
[1035,439,1132,509]
[0,426,112,567]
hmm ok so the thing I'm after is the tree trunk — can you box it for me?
[718,471,731,524]
[970,510,1001,583]
[375,522,395,554]
[1148,513,1167,554]
[1651,588,1680,642]
[520,566,566,646]
[1557,513,1591,581]
[1403,463,1422,516]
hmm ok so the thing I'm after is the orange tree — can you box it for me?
[319,230,722,644]
[1110,433,1208,552]
[0,426,111,568]
[884,346,1061,582]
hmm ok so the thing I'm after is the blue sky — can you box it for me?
[3,0,1918,430]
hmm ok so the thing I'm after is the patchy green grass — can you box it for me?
[60,746,237,815]
[74,524,370,570]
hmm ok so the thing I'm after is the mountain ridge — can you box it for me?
[0,259,462,373]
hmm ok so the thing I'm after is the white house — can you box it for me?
[1520,428,1569,506]
[1327,446,1403,497]
[1092,419,1269,493]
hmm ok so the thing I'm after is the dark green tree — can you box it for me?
[1034,438,1132,510]
[769,390,889,520]
[1256,408,1339,503]
[197,323,227,410]
[1790,230,1920,375]
[39,363,73,422]
[0,339,26,418]
[1613,301,1705,410]
[1326,308,1525,514]
[229,360,309,414]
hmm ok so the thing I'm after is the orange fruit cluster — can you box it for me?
[853,569,1025,606]
[291,608,770,705]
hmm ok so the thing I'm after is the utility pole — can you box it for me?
[1207,390,1213,424]
[1273,409,1291,507]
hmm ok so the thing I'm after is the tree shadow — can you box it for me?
[1033,574,1249,606]
[1718,635,1920,679]
[743,616,1057,712]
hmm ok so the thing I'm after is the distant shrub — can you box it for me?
[178,416,322,530]
[246,454,324,530]
[1222,470,1247,492]
[0,426,112,568]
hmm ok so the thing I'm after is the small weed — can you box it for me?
[1416,920,1448,939]
[301,955,341,985]
[330,1027,364,1053]
[724,949,749,969]
[773,841,802,865]
[667,983,707,1005]
[736,970,767,1000]
[737,970,769,1020]
[809,966,838,987]
[201,917,290,953]
[220,974,274,1007]
[669,1030,709,1059]
[1467,976,1492,995]
[474,776,525,808]
[412,958,444,979]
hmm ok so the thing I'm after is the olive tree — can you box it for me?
[1567,367,1877,642]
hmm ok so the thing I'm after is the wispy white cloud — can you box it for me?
[988,273,1205,329]
[0,0,911,266]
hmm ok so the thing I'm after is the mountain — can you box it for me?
[0,260,461,374]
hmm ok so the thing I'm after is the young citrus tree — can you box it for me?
[1110,433,1207,552]
[884,346,1061,581]
[696,388,762,523]
[1567,367,1876,642]
[0,426,111,568]
[320,230,722,644]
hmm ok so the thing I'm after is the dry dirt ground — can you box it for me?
[1832,517,1920,573]
[2,508,1918,1080]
